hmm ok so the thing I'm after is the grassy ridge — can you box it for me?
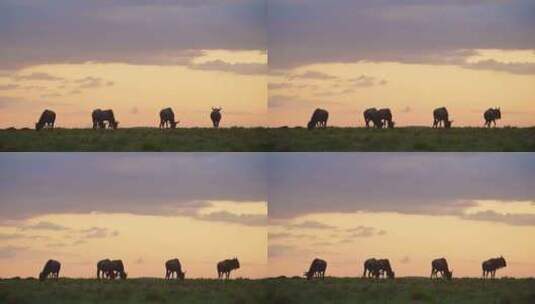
[1,277,534,304]
[0,127,534,151]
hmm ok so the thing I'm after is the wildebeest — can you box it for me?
[217,257,240,279]
[482,256,506,279]
[363,258,394,279]
[92,109,119,129]
[210,107,222,128]
[363,108,394,128]
[433,107,452,128]
[307,108,329,130]
[108,260,127,280]
[97,259,113,279]
[484,108,501,128]
[35,109,56,131]
[159,108,179,129]
[39,259,61,281]
[431,258,452,280]
[304,258,327,280]
[165,258,185,280]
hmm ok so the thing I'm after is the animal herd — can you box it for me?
[32,106,502,131]
[37,256,507,281]
[307,107,502,130]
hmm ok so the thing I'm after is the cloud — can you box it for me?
[288,220,336,230]
[195,211,267,226]
[11,72,64,82]
[74,77,114,89]
[0,1,265,69]
[80,227,120,239]
[268,154,535,226]
[0,84,19,90]
[462,60,535,75]
[346,75,387,87]
[268,244,295,258]
[0,154,267,221]
[345,225,386,238]
[290,71,338,80]
[267,83,293,90]
[188,60,267,75]
[268,0,535,71]
[461,211,535,226]
[0,246,28,259]
[19,221,69,231]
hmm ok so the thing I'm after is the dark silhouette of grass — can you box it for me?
[1,277,534,303]
[0,127,534,151]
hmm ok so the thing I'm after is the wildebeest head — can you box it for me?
[307,120,316,130]
[232,257,240,269]
[495,108,501,119]
[212,107,222,113]
[170,120,180,129]
[35,122,45,131]
[304,271,314,280]
[38,271,46,281]
[387,271,395,279]
[120,272,127,279]
[497,256,506,268]
[111,121,119,129]
[388,121,395,128]
[445,120,453,128]
[178,271,186,280]
[445,270,453,280]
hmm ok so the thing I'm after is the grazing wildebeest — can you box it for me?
[431,258,453,280]
[482,256,506,279]
[39,259,61,281]
[307,108,329,130]
[165,258,185,280]
[363,258,394,279]
[217,257,240,279]
[159,108,179,129]
[210,107,222,128]
[377,108,394,128]
[92,109,119,129]
[484,108,501,128]
[304,258,327,280]
[433,107,452,128]
[35,109,56,131]
[363,108,380,128]
[97,259,113,279]
[108,260,127,280]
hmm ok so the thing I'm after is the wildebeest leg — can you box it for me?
[493,120,496,127]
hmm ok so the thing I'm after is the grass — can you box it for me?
[0,127,534,151]
[1,277,534,304]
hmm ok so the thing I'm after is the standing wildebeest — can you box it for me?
[92,109,119,129]
[482,256,506,279]
[35,109,56,131]
[363,258,379,278]
[484,108,501,128]
[377,108,394,128]
[165,258,185,280]
[307,108,329,130]
[304,258,327,280]
[431,258,453,280]
[210,107,222,128]
[364,108,380,128]
[159,108,179,129]
[39,259,61,281]
[97,259,113,279]
[376,259,395,279]
[433,107,452,128]
[217,257,240,279]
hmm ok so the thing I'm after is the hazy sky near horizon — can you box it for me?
[0,153,268,278]
[268,0,535,127]
[0,0,267,128]
[268,153,535,278]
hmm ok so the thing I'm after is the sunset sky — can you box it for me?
[268,0,535,127]
[0,153,267,278]
[0,0,267,128]
[268,153,535,278]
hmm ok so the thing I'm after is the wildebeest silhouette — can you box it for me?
[92,109,119,129]
[307,108,329,130]
[304,258,327,280]
[165,258,185,280]
[210,107,222,128]
[363,108,380,128]
[377,108,394,128]
[159,108,179,129]
[36,109,56,131]
[217,257,240,279]
[484,108,501,128]
[108,260,127,280]
[363,258,394,279]
[433,107,452,128]
[482,256,506,279]
[431,258,452,280]
[39,259,61,281]
[97,259,113,279]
